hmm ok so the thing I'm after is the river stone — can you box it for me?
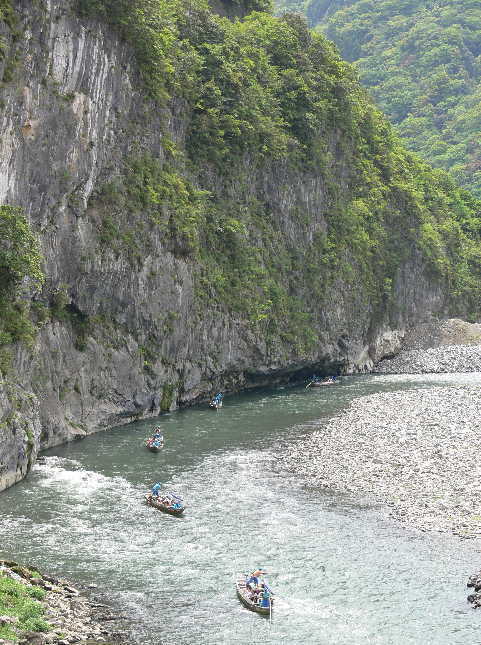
[0,616,18,625]
[19,634,47,644]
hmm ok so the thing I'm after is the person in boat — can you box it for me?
[246,574,258,590]
[149,429,163,445]
[151,482,162,497]
[259,585,271,608]
[246,568,265,589]
[211,392,223,405]
[250,588,260,603]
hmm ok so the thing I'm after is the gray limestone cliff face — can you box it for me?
[0,0,447,490]
[0,380,41,491]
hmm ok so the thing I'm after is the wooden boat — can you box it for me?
[307,378,339,388]
[145,437,164,452]
[144,493,185,516]
[235,576,273,616]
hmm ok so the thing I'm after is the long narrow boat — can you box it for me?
[144,493,185,516]
[235,576,273,616]
[307,379,339,388]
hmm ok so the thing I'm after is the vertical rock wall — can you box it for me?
[0,381,41,491]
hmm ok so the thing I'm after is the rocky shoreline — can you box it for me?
[279,385,481,538]
[467,569,481,608]
[0,561,128,644]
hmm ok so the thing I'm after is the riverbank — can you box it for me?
[375,345,481,374]
[279,385,481,537]
[0,561,127,644]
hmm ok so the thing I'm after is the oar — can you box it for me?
[305,381,312,389]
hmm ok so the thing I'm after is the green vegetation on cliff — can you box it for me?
[277,0,481,198]
[0,0,15,29]
[78,0,480,344]
[0,206,44,371]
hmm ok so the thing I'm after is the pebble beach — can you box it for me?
[375,344,481,374]
[280,385,481,537]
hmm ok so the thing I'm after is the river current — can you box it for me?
[1,373,481,644]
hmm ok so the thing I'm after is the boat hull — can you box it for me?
[144,494,185,516]
[235,579,272,615]
[146,444,163,452]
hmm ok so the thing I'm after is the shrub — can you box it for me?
[0,206,44,367]
[0,573,50,638]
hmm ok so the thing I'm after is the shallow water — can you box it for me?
[1,373,481,644]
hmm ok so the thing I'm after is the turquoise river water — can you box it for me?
[1,373,481,644]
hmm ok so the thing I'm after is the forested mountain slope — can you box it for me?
[276,0,481,196]
[0,0,479,490]
[276,0,355,25]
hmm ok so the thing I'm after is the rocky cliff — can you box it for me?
[0,0,478,491]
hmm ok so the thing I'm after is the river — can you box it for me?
[1,373,480,644]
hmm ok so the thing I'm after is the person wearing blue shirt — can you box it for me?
[260,587,271,608]
[151,482,162,497]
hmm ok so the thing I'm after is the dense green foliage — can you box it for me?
[75,0,271,103]
[275,0,354,24]
[0,574,49,640]
[0,0,15,29]
[81,0,480,346]
[0,206,44,369]
[277,0,481,197]
[0,0,17,69]
[222,0,273,13]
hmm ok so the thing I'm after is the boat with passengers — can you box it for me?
[236,570,273,615]
[145,427,164,452]
[306,375,339,388]
[145,483,185,516]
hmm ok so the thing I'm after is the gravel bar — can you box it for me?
[280,386,481,537]
[375,345,481,374]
